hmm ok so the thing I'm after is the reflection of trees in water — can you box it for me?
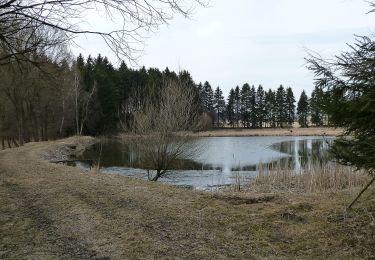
[82,140,207,170]
[80,138,334,172]
[268,138,334,171]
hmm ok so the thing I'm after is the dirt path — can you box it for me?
[0,137,374,259]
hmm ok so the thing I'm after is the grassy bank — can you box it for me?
[0,137,374,259]
[190,127,343,137]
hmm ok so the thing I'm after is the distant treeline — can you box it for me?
[0,53,329,147]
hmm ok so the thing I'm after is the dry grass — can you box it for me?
[246,161,371,193]
[118,127,343,139]
[189,127,343,137]
[0,137,374,259]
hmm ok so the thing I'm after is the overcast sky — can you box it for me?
[72,0,375,98]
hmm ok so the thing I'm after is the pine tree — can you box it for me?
[275,85,287,127]
[93,55,120,132]
[240,83,251,127]
[307,35,375,207]
[203,81,214,113]
[264,89,276,128]
[310,86,324,126]
[256,85,265,128]
[285,87,296,126]
[197,82,204,112]
[234,86,241,127]
[226,88,236,128]
[213,86,225,127]
[297,90,309,128]
[249,85,257,128]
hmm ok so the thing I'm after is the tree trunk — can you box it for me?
[59,95,65,137]
[18,117,24,146]
[347,174,375,210]
[7,139,11,148]
[74,72,80,136]
[12,138,19,147]
[1,137,5,150]
[151,169,166,182]
[43,105,48,141]
[151,174,160,181]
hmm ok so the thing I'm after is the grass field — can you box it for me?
[0,137,374,259]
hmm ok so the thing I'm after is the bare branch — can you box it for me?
[0,0,207,64]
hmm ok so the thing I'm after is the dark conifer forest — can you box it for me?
[0,53,329,146]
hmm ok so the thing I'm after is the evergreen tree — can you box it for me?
[240,83,251,127]
[202,81,214,113]
[76,53,85,71]
[310,86,324,126]
[93,55,120,132]
[307,35,375,207]
[275,85,287,127]
[249,85,257,128]
[264,89,276,128]
[297,90,309,128]
[213,86,226,127]
[83,55,95,91]
[285,87,296,126]
[255,85,265,128]
[179,71,200,112]
[234,86,241,127]
[178,70,195,88]
[197,82,204,112]
[163,67,178,82]
[226,88,236,128]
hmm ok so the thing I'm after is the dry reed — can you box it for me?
[247,161,370,193]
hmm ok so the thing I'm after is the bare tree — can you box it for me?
[73,69,96,135]
[0,0,206,64]
[131,79,202,181]
[0,49,76,144]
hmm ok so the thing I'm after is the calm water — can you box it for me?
[73,136,333,190]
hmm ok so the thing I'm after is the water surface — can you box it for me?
[74,136,333,190]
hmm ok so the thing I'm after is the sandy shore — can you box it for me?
[0,136,373,259]
[191,127,343,137]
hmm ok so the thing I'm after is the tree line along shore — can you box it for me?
[1,53,330,149]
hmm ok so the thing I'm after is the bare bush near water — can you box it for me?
[236,161,370,193]
[129,79,203,181]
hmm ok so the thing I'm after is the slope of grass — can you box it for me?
[0,137,374,259]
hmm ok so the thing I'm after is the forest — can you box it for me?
[0,53,329,147]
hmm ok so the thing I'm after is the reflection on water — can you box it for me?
[271,138,333,170]
[73,136,334,190]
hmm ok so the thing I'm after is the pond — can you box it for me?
[72,136,334,190]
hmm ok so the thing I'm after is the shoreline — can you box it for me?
[1,136,373,259]
[118,127,343,139]
[190,127,343,137]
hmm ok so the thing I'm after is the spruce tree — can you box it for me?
[285,87,296,127]
[297,90,309,128]
[226,88,236,128]
[310,86,324,126]
[275,85,287,127]
[234,86,241,127]
[256,85,265,128]
[249,85,257,128]
[307,35,375,207]
[240,83,251,127]
[213,86,226,127]
[94,55,120,132]
[264,89,276,128]
[202,81,214,114]
[197,82,204,112]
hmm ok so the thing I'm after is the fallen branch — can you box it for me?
[347,173,375,210]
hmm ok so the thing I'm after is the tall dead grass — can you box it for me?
[247,161,370,193]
